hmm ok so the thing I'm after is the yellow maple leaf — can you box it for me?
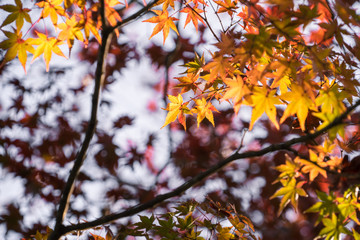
[222,75,251,114]
[57,15,84,51]
[0,0,32,30]
[194,98,218,127]
[0,29,34,72]
[143,10,179,44]
[162,94,190,130]
[30,31,67,72]
[36,0,65,25]
[249,86,281,130]
[280,83,316,131]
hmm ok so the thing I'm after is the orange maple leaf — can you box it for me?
[185,0,206,5]
[0,0,32,30]
[203,53,234,82]
[104,0,123,26]
[57,15,84,51]
[30,31,67,72]
[77,9,102,44]
[155,0,176,11]
[0,29,34,72]
[296,151,327,182]
[143,10,179,44]
[222,75,251,114]
[180,5,206,31]
[213,0,237,16]
[36,0,66,25]
[175,73,199,94]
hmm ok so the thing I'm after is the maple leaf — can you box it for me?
[0,0,32,30]
[270,178,307,215]
[249,86,281,130]
[182,52,205,74]
[104,0,123,26]
[316,79,348,116]
[143,10,179,44]
[268,60,292,94]
[36,0,66,25]
[274,155,300,181]
[318,214,351,240]
[57,15,85,51]
[154,0,176,11]
[77,9,102,44]
[296,150,327,181]
[203,53,234,82]
[214,0,237,16]
[162,94,190,130]
[280,83,316,131]
[0,29,34,72]
[30,31,67,72]
[222,75,250,114]
[305,191,337,224]
[185,0,206,5]
[193,98,218,127]
[313,111,345,141]
[337,192,360,225]
[180,5,206,32]
[175,73,199,94]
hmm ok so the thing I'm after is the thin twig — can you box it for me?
[110,0,161,31]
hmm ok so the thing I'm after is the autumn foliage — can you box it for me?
[1,0,360,239]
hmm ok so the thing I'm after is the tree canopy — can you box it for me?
[0,0,360,239]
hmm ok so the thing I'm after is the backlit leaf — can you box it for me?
[249,86,281,130]
[162,94,190,130]
[143,10,179,44]
[0,29,34,72]
[280,83,316,131]
[30,31,66,72]
[0,0,32,29]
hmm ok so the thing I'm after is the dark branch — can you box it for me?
[48,22,114,240]
[60,100,360,236]
[110,0,161,31]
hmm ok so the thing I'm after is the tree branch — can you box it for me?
[110,0,161,31]
[48,22,114,240]
[58,100,360,236]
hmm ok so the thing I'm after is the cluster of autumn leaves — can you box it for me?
[156,0,354,137]
[1,0,360,238]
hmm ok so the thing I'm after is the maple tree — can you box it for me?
[0,0,360,239]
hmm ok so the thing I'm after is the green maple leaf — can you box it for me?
[270,178,307,215]
[318,214,351,240]
[0,0,32,29]
[313,111,345,141]
[337,189,360,225]
[305,191,337,225]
